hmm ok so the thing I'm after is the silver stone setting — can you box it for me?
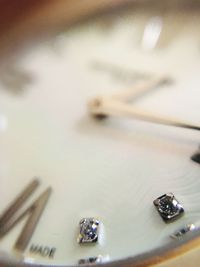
[170,224,197,239]
[77,218,100,244]
[153,193,184,222]
[78,256,102,265]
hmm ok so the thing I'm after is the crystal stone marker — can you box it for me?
[170,224,197,239]
[78,256,102,265]
[77,218,100,244]
[153,193,184,222]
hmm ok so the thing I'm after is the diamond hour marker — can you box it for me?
[78,218,100,244]
[154,193,184,222]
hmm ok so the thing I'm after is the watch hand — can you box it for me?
[109,76,171,102]
[88,97,200,131]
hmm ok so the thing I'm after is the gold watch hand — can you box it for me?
[109,76,171,102]
[88,95,200,132]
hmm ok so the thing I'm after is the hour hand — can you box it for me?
[88,78,200,131]
[107,75,171,102]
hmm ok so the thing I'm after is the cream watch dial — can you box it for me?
[0,1,200,266]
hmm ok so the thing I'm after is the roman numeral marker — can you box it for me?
[0,179,51,252]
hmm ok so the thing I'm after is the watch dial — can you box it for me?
[0,1,200,266]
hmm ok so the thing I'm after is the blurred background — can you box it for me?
[0,0,137,62]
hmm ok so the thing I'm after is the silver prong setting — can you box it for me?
[78,256,102,265]
[77,218,100,244]
[153,193,184,222]
[170,224,198,239]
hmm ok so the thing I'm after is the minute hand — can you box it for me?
[88,97,200,131]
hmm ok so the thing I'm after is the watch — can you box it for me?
[0,0,200,266]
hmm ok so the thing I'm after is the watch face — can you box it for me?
[0,0,200,266]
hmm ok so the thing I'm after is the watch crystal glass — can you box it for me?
[0,0,200,266]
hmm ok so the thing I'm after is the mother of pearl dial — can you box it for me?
[0,4,200,266]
